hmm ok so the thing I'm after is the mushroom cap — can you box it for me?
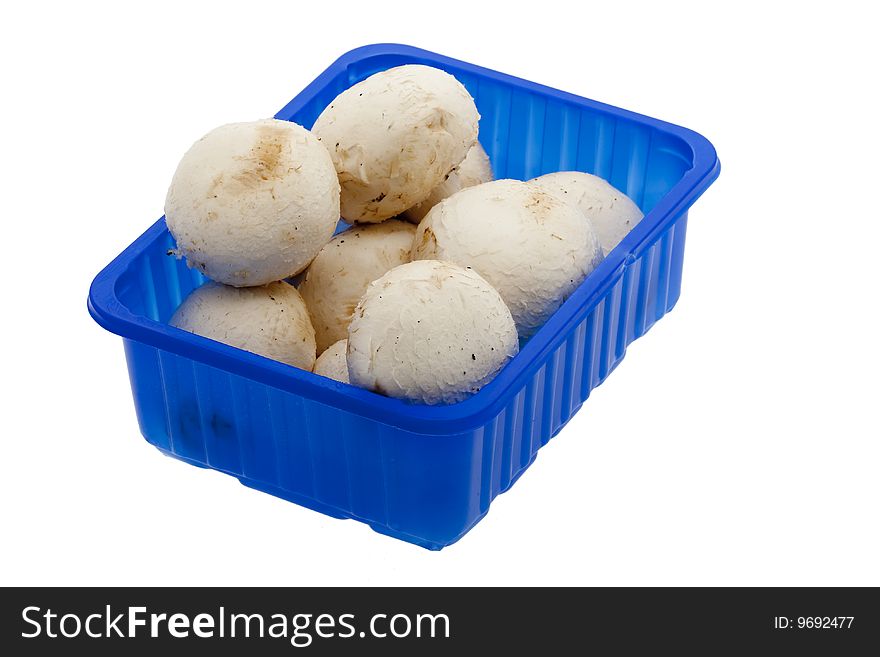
[165,119,340,287]
[313,339,350,383]
[312,65,479,224]
[347,260,518,405]
[530,171,643,255]
[298,219,416,353]
[402,141,494,223]
[170,281,316,370]
[412,179,603,338]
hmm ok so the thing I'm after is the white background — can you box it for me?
[1,1,877,586]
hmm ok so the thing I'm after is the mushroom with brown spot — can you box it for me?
[312,65,479,223]
[529,171,643,255]
[165,119,340,287]
[411,179,603,338]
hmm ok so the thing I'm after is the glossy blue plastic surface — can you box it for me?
[89,44,719,549]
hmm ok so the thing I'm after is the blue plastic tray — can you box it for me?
[88,44,719,549]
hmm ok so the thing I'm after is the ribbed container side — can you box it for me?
[437,208,689,543]
[119,207,688,549]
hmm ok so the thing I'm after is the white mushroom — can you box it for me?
[298,219,416,353]
[312,65,479,224]
[347,260,518,405]
[313,339,350,383]
[529,171,643,255]
[170,281,316,370]
[165,119,340,287]
[412,179,603,338]
[402,142,494,223]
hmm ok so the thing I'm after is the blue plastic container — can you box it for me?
[89,44,719,549]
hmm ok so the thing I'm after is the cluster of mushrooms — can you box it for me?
[165,65,643,405]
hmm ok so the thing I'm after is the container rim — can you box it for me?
[88,43,720,435]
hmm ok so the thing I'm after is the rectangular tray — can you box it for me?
[88,43,720,549]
